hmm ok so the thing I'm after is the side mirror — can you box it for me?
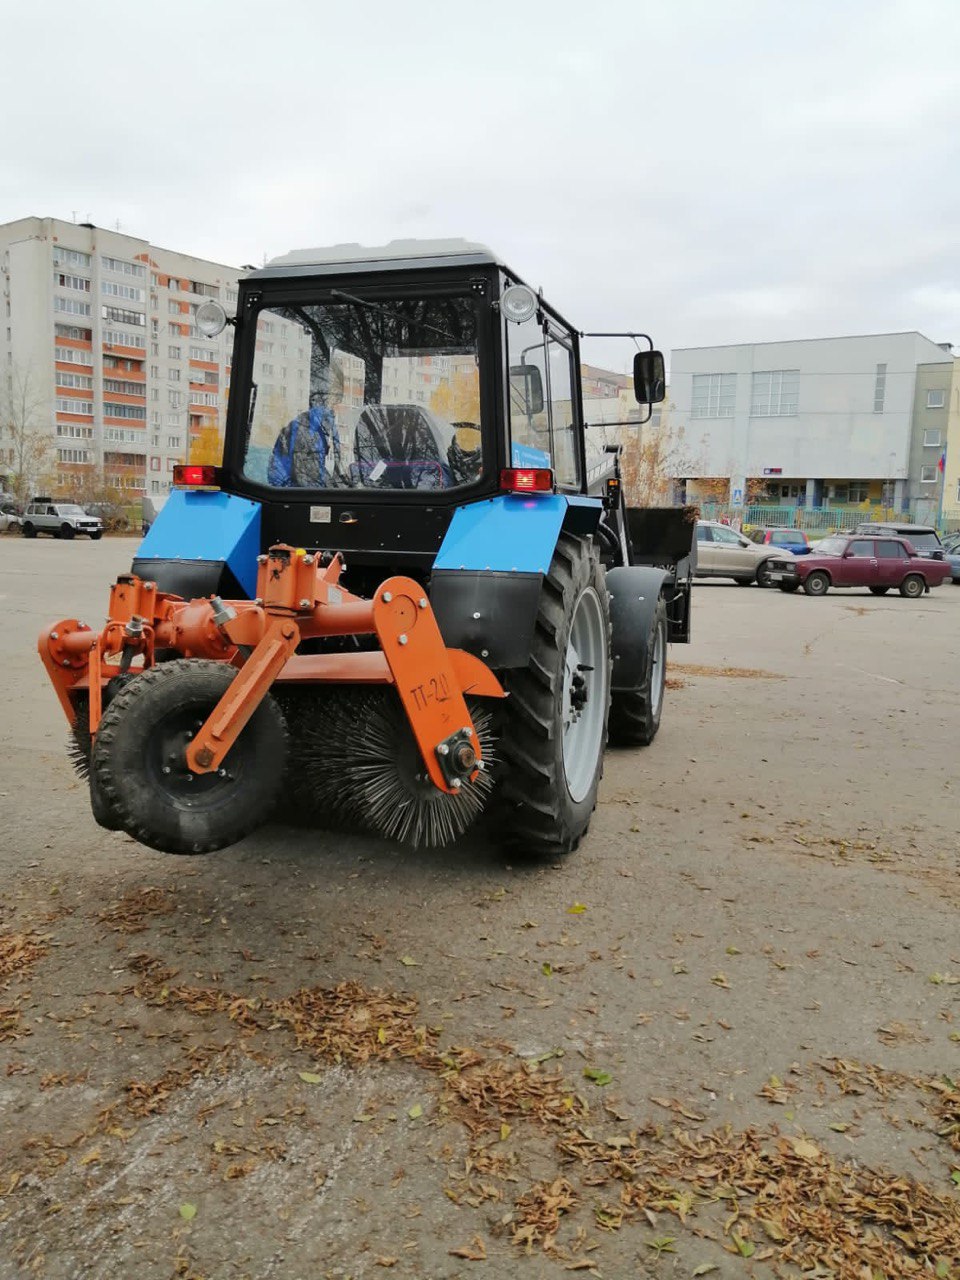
[509,364,544,416]
[633,350,666,405]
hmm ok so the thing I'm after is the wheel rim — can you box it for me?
[649,620,666,719]
[809,574,826,594]
[146,702,243,808]
[757,562,771,587]
[906,577,921,597]
[561,587,608,804]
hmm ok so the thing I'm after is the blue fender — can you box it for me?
[133,490,261,598]
[430,493,603,668]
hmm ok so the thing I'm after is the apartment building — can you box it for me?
[0,215,240,499]
[669,332,954,513]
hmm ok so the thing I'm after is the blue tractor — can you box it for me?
[42,240,694,856]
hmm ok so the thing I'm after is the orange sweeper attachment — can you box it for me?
[39,545,504,853]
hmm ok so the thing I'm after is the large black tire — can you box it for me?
[803,570,830,596]
[90,659,288,854]
[59,523,74,540]
[899,574,924,599]
[755,560,775,588]
[495,535,611,857]
[608,597,667,748]
[22,522,36,538]
[90,531,102,541]
[868,586,889,596]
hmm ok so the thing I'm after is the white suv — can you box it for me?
[22,501,103,540]
[695,520,795,587]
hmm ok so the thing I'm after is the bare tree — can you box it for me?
[0,363,51,501]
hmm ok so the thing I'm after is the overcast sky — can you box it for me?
[4,0,959,372]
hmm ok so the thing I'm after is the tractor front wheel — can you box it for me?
[91,659,288,854]
[496,535,611,857]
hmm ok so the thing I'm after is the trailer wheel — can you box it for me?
[91,659,288,854]
[496,534,611,857]
[608,596,667,747]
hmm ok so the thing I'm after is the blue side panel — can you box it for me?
[434,494,596,573]
[137,491,261,597]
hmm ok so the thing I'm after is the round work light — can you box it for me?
[500,284,537,325]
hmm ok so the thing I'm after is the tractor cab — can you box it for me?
[145,241,663,596]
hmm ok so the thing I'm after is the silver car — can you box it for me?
[0,503,22,533]
[695,520,795,587]
[21,501,103,540]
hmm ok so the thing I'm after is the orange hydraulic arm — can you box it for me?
[39,546,505,796]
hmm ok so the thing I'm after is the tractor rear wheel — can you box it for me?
[608,597,667,747]
[496,534,611,857]
[91,659,288,854]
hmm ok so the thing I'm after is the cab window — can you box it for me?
[848,539,874,557]
[505,305,580,487]
[877,540,907,559]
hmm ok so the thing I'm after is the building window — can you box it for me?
[53,247,91,269]
[151,342,160,356]
[55,324,92,342]
[104,402,147,420]
[55,398,93,415]
[104,427,143,443]
[168,368,181,381]
[101,256,146,278]
[56,424,94,439]
[926,388,946,409]
[750,369,799,417]
[691,373,736,418]
[874,363,887,413]
[102,328,146,349]
[150,457,161,472]
[923,428,942,447]
[168,344,181,359]
[55,345,92,366]
[169,391,183,409]
[54,271,91,292]
[102,305,145,327]
[103,281,145,303]
[56,372,93,390]
[54,297,92,316]
[166,413,181,426]
[189,281,220,298]
[103,378,144,396]
[57,447,92,463]
[167,435,181,448]
[920,466,937,483]
[190,345,216,361]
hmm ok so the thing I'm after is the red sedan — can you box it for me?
[767,534,951,597]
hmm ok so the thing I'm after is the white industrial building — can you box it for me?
[669,332,954,513]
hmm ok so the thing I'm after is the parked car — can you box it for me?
[0,502,22,533]
[940,535,960,582]
[747,526,811,556]
[21,500,103,540]
[767,534,951,597]
[84,501,130,532]
[853,522,945,559]
[695,520,795,586]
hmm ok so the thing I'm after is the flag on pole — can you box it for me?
[938,449,946,473]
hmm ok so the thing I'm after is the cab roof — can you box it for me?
[248,238,507,280]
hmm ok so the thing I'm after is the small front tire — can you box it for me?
[22,522,36,538]
[756,561,775,588]
[91,660,288,854]
[899,574,924,599]
[803,571,830,596]
[59,523,75,540]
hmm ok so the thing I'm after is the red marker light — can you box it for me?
[500,467,554,493]
[173,464,221,489]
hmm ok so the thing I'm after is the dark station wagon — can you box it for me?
[767,534,951,598]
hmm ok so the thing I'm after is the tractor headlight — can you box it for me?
[500,284,537,325]
[196,300,229,337]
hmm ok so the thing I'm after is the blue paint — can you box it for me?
[434,494,579,573]
[137,490,261,597]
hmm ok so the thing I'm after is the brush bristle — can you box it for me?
[290,688,497,848]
